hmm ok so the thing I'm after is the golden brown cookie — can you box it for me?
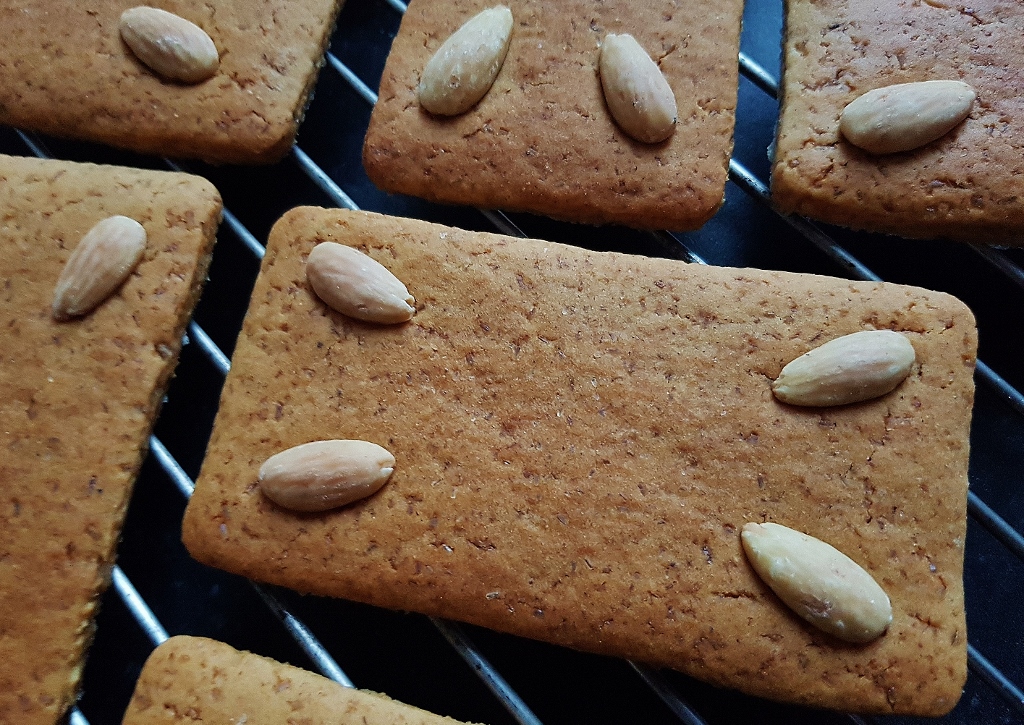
[0,1,343,164]
[363,0,744,230]
[184,207,975,715]
[772,0,1024,242]
[0,153,221,724]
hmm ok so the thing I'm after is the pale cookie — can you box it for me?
[122,636,480,725]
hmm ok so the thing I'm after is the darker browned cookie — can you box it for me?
[363,0,744,230]
[184,207,975,715]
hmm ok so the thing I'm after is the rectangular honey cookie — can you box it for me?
[0,153,221,724]
[183,207,975,715]
[122,636,478,725]
[362,0,744,230]
[771,0,1024,242]
[0,1,343,164]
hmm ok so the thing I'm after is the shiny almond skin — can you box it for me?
[306,242,415,324]
[599,33,677,144]
[52,215,147,320]
[120,6,219,83]
[258,440,396,513]
[742,522,893,644]
[839,80,976,154]
[418,6,513,116]
[771,330,916,407]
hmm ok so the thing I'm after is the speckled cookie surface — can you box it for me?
[0,153,221,724]
[362,0,743,231]
[772,0,1024,242]
[183,207,975,715]
[122,636,479,724]
[0,1,343,164]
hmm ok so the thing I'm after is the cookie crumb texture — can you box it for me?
[123,636,479,724]
[772,0,1024,242]
[185,208,975,715]
[0,154,221,724]
[0,1,343,164]
[363,0,743,231]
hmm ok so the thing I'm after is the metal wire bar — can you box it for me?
[968,643,1024,717]
[846,714,874,725]
[648,230,709,265]
[327,52,379,105]
[111,566,169,647]
[14,128,51,158]
[149,436,196,498]
[479,208,527,238]
[292,145,360,210]
[969,491,1024,565]
[628,663,710,725]
[187,321,232,377]
[431,618,544,725]
[251,584,354,687]
[975,360,1024,418]
[327,53,378,106]
[970,245,1024,292]
[220,206,268,259]
[738,52,779,99]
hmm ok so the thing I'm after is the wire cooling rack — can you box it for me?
[2,0,1022,723]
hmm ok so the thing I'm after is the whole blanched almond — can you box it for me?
[52,215,147,320]
[741,522,892,643]
[259,440,395,513]
[771,330,915,407]
[599,33,677,144]
[839,80,976,154]
[418,5,513,116]
[120,6,219,83]
[306,242,415,324]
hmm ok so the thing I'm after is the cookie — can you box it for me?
[0,153,221,724]
[771,0,1024,242]
[362,0,744,230]
[183,207,975,715]
[0,1,343,164]
[122,636,478,725]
